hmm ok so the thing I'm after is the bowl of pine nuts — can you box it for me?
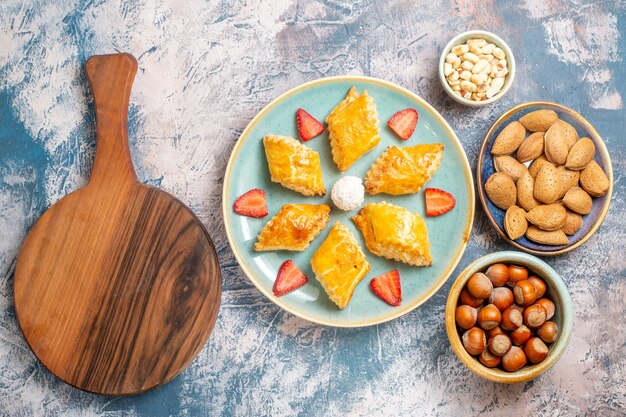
[439,30,515,107]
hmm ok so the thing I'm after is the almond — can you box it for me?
[519,109,558,132]
[580,160,610,197]
[492,121,526,155]
[565,137,595,170]
[544,122,573,165]
[563,187,593,215]
[494,155,527,182]
[528,155,553,179]
[504,205,528,240]
[525,204,567,231]
[516,132,544,163]
[485,172,517,210]
[534,163,560,204]
[526,226,569,246]
[517,171,541,211]
[556,166,581,200]
[562,210,583,236]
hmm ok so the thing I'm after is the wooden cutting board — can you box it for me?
[13,53,221,396]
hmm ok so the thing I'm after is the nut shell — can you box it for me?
[494,155,527,182]
[556,166,581,200]
[525,225,569,246]
[525,204,567,231]
[485,172,517,210]
[565,137,595,170]
[519,109,558,132]
[517,171,541,211]
[502,346,527,371]
[534,163,560,204]
[528,155,553,179]
[516,132,545,163]
[492,121,526,155]
[562,210,583,235]
[545,120,578,165]
[563,187,593,215]
[580,160,610,197]
[504,205,528,240]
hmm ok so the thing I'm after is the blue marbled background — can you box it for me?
[1,1,624,416]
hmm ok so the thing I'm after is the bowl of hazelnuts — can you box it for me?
[445,251,573,383]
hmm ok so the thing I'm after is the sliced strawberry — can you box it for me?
[425,187,456,217]
[273,260,308,296]
[296,108,325,141]
[233,188,268,218]
[370,270,402,307]
[387,108,418,140]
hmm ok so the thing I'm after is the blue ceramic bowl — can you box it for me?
[477,102,613,256]
[445,251,573,383]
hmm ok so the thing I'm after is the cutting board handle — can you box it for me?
[85,53,138,186]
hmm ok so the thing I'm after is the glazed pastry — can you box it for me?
[325,87,381,172]
[364,143,444,195]
[255,204,331,251]
[352,202,432,266]
[310,222,370,309]
[263,135,325,196]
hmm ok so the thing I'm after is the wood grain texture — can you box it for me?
[13,53,221,395]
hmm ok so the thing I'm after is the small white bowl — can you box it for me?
[439,30,516,107]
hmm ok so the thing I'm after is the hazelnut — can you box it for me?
[462,327,487,355]
[488,287,514,311]
[455,305,478,330]
[523,304,547,328]
[502,346,527,371]
[488,334,512,356]
[487,326,505,339]
[477,304,501,330]
[537,321,559,343]
[467,272,493,299]
[479,349,501,368]
[501,307,523,331]
[507,265,529,287]
[485,263,510,287]
[524,337,548,363]
[459,288,483,308]
[510,324,532,346]
[528,276,547,299]
[535,297,555,320]
[514,280,537,306]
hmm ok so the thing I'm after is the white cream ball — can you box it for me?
[331,176,365,211]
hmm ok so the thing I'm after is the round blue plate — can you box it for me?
[223,76,474,327]
[477,101,613,256]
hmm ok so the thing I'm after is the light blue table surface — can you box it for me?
[1,1,624,416]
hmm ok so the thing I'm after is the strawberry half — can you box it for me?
[425,187,456,217]
[233,188,268,218]
[296,108,325,141]
[387,108,418,140]
[273,260,308,296]
[370,269,402,307]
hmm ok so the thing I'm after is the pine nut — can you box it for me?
[452,44,469,56]
[461,80,477,92]
[480,43,496,54]
[493,47,505,59]
[461,60,474,70]
[463,52,480,64]
[472,59,489,74]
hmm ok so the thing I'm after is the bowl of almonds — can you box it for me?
[478,102,613,255]
[439,30,515,106]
